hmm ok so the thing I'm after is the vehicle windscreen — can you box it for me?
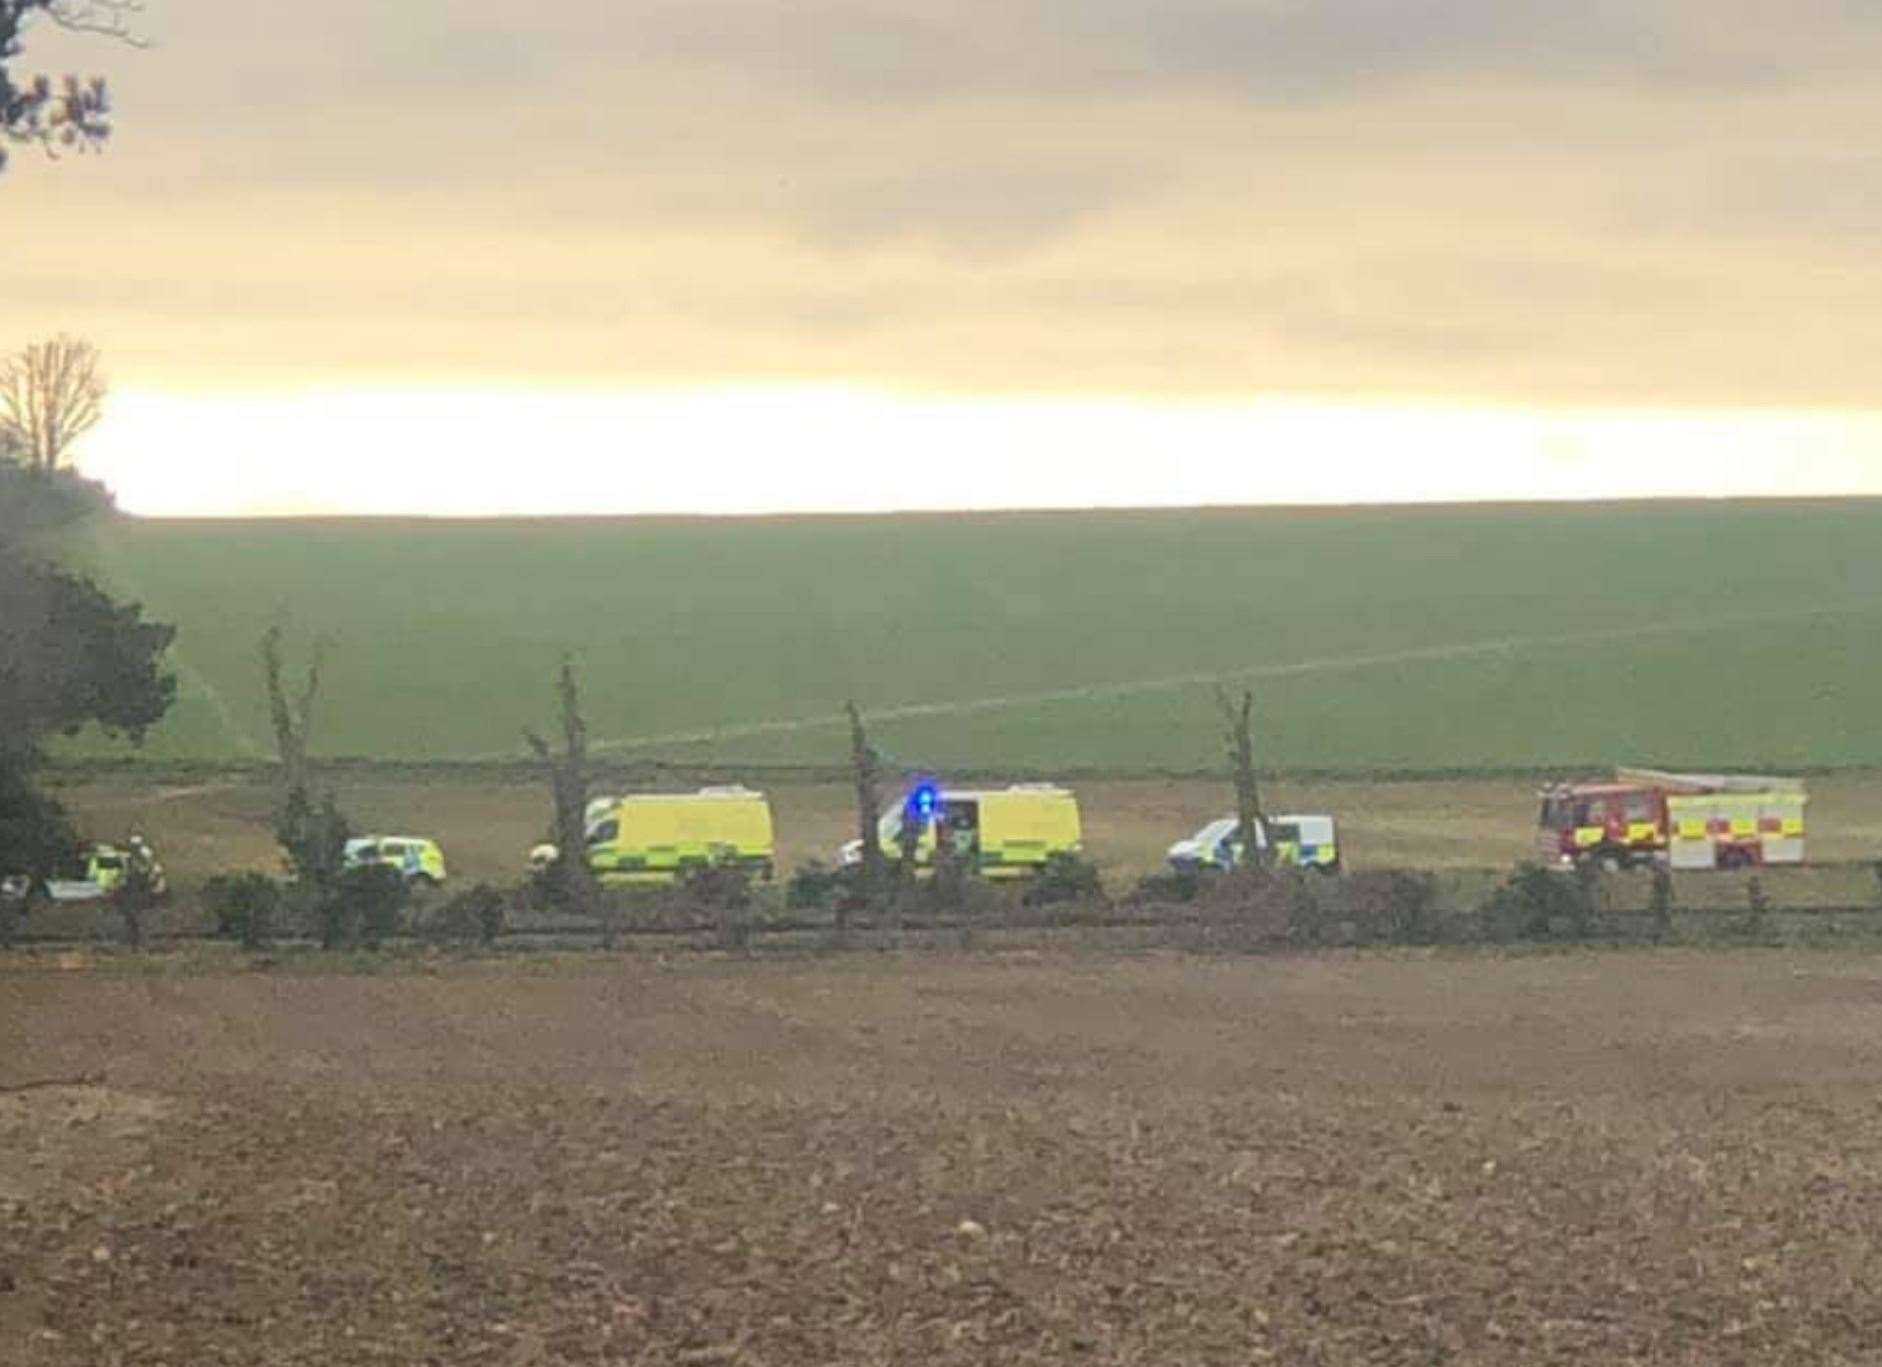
[1293,817,1335,845]
[1192,818,1239,846]
[1538,797,1573,829]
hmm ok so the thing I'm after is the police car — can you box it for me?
[3,838,169,905]
[343,835,448,888]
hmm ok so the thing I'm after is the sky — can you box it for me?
[8,1,1882,515]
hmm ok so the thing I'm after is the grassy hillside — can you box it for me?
[75,500,1882,774]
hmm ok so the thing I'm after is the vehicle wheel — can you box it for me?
[409,873,438,898]
[1599,853,1624,874]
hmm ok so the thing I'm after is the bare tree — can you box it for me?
[1214,685,1272,876]
[260,623,352,943]
[260,623,322,796]
[525,657,605,944]
[843,699,884,935]
[0,335,105,471]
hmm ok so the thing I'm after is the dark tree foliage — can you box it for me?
[0,451,109,541]
[0,555,175,742]
[0,457,174,882]
[843,700,884,933]
[274,787,352,947]
[202,870,282,949]
[339,861,409,951]
[0,759,79,876]
[0,1,132,173]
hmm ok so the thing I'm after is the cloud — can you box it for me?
[601,1,1882,102]
[791,159,1159,254]
[1637,152,1882,241]
[9,1,1882,410]
[1091,1,1653,98]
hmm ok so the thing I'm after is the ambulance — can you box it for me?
[839,782,1083,880]
[583,786,776,885]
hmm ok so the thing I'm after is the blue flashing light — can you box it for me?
[905,780,940,825]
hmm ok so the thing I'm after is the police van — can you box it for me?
[1165,814,1341,875]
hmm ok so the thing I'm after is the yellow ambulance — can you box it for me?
[584,786,776,885]
[841,782,1083,880]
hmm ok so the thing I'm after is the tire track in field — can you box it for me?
[169,657,271,761]
[571,600,1877,758]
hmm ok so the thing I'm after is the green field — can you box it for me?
[72,499,1882,774]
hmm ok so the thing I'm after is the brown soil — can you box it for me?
[6,950,1882,1363]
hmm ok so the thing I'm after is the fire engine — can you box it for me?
[1536,768,1806,871]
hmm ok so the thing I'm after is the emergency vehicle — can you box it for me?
[1165,814,1341,875]
[2,838,168,905]
[344,835,448,887]
[840,782,1083,880]
[520,795,635,884]
[1536,768,1806,871]
[582,786,776,885]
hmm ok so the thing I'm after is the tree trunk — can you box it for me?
[260,624,320,796]
[261,625,347,939]
[527,659,605,945]
[887,797,924,938]
[1215,686,1271,876]
[844,700,884,938]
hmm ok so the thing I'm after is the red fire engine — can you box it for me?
[1535,768,1807,871]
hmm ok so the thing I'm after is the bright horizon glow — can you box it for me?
[76,386,1882,518]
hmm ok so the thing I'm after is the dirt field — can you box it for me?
[8,950,1882,1364]
[45,769,1882,906]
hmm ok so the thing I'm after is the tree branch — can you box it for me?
[47,1,145,45]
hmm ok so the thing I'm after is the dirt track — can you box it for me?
[7,950,1882,1363]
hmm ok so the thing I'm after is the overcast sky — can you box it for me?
[9,2,1882,513]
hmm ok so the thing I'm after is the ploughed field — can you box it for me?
[79,499,1882,771]
[9,951,1882,1364]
